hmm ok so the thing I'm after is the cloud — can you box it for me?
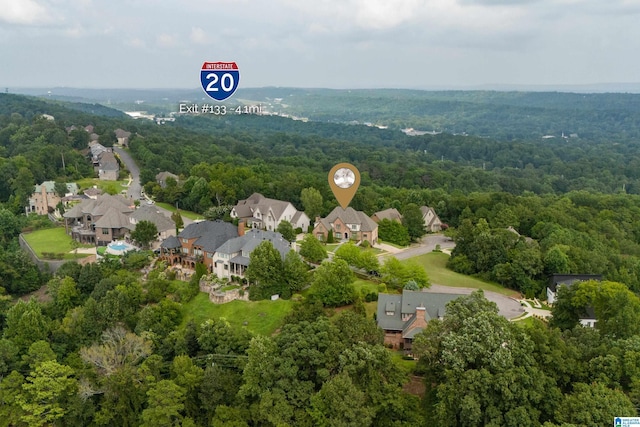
[0,0,54,25]
[156,33,178,48]
[190,27,208,44]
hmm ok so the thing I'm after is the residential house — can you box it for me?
[231,192,310,231]
[83,187,103,200]
[420,206,443,232]
[97,151,119,181]
[63,194,134,245]
[155,171,179,188]
[211,228,291,279]
[114,129,131,146]
[377,290,462,352]
[547,274,603,305]
[27,181,79,215]
[547,274,602,328]
[313,206,378,245]
[371,208,402,223]
[160,220,239,270]
[129,204,176,244]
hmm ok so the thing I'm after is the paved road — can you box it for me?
[113,147,141,200]
[113,146,193,226]
[393,234,456,260]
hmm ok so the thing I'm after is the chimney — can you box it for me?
[238,220,245,236]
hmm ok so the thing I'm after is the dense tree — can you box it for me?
[299,234,328,264]
[301,187,323,222]
[245,240,287,300]
[276,220,297,242]
[130,220,158,249]
[380,257,430,290]
[310,259,355,307]
[402,203,426,242]
[377,218,410,246]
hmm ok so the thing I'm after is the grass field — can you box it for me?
[155,202,203,221]
[181,292,294,335]
[410,252,520,297]
[22,228,93,259]
[76,178,128,195]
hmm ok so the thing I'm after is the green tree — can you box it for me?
[53,181,68,199]
[402,203,426,242]
[283,250,309,294]
[380,257,429,290]
[299,234,328,264]
[555,382,635,427]
[141,379,187,427]
[131,220,158,249]
[377,218,410,246]
[171,211,184,234]
[276,220,297,242]
[334,242,361,267]
[301,187,323,222]
[245,240,286,300]
[309,373,374,427]
[17,361,78,427]
[311,259,355,307]
[3,299,49,351]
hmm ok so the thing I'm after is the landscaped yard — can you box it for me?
[22,227,93,259]
[181,292,294,335]
[76,178,128,195]
[409,252,520,297]
[155,202,203,221]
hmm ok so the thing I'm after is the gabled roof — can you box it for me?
[233,193,292,222]
[130,205,175,232]
[372,208,402,222]
[114,129,131,138]
[377,290,462,336]
[155,171,178,182]
[216,229,290,259]
[178,220,237,240]
[94,207,131,229]
[63,194,133,219]
[99,151,119,171]
[193,222,239,253]
[548,274,603,292]
[34,181,78,195]
[325,207,378,232]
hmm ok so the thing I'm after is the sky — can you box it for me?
[0,0,639,90]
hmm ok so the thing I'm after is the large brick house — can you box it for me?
[313,206,378,245]
[27,181,79,215]
[160,220,239,270]
[63,194,134,245]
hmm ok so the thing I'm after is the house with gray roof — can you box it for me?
[159,220,239,270]
[64,194,134,245]
[212,229,291,279]
[97,151,119,181]
[231,192,310,232]
[313,206,378,245]
[129,204,176,243]
[155,171,179,188]
[377,290,463,352]
[421,206,443,232]
[114,129,131,146]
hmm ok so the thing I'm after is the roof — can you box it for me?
[130,205,175,232]
[233,193,292,222]
[548,274,603,292]
[372,208,402,222]
[99,151,119,171]
[34,181,78,195]
[114,129,131,138]
[325,206,378,232]
[155,171,178,182]
[376,290,462,338]
[93,207,131,229]
[216,229,290,259]
[63,194,133,219]
[229,255,250,266]
[193,222,239,253]
[161,235,181,249]
[179,220,237,240]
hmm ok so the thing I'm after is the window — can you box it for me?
[102,228,109,235]
[224,264,228,270]
[336,224,341,231]
[182,238,188,243]
[335,233,342,239]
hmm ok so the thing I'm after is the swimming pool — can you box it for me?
[105,240,137,255]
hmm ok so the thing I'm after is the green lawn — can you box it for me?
[155,202,203,221]
[378,240,408,249]
[22,228,93,259]
[391,350,417,375]
[181,292,294,335]
[410,252,520,297]
[76,178,128,195]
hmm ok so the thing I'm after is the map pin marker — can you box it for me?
[329,163,360,209]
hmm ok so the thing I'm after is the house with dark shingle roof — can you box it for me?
[97,151,119,181]
[231,192,309,232]
[64,194,134,245]
[313,206,378,245]
[159,220,239,270]
[211,228,291,279]
[114,129,131,146]
[377,290,463,352]
[129,204,176,243]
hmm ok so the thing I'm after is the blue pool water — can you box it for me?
[109,243,127,250]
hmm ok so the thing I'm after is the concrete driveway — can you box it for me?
[393,234,456,260]
[426,284,526,320]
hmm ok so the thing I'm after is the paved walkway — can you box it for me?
[426,284,525,320]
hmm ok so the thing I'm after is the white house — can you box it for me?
[231,193,310,231]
